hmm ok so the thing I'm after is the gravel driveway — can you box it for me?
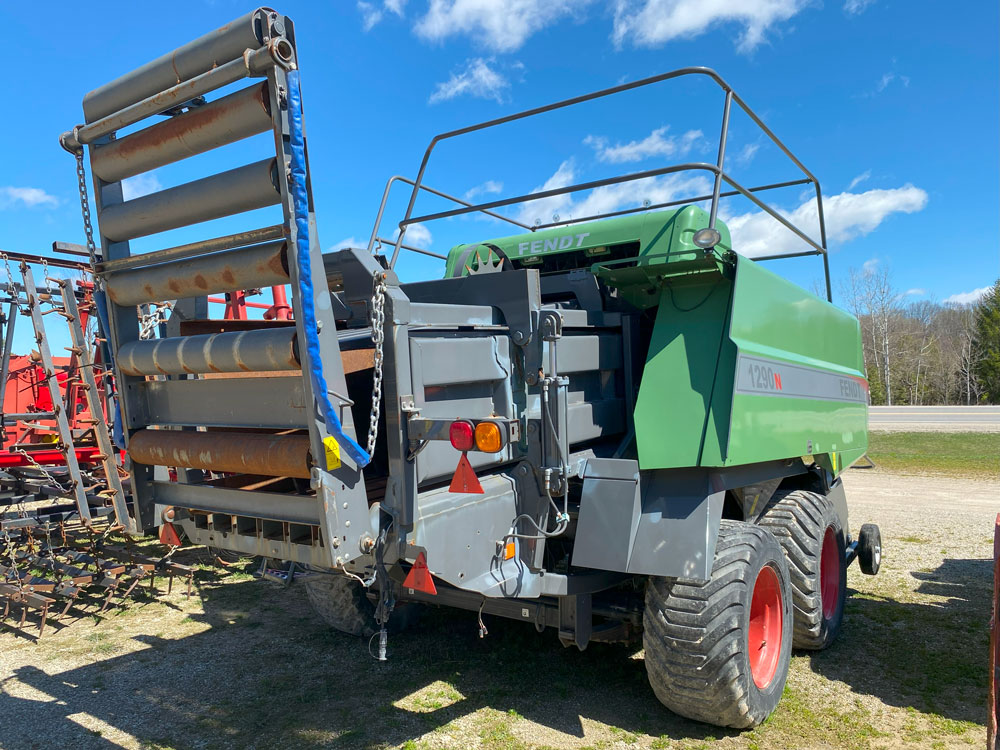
[0,469,994,750]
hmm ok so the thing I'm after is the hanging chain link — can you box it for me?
[13,447,69,495]
[366,271,387,457]
[139,301,174,340]
[73,150,100,271]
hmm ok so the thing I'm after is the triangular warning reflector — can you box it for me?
[449,452,483,494]
[403,551,437,595]
[159,522,182,546]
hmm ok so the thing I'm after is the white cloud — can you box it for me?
[516,158,712,226]
[398,222,433,247]
[0,186,59,209]
[873,72,910,94]
[903,288,925,297]
[726,184,928,257]
[330,236,364,251]
[358,0,407,31]
[944,287,990,306]
[847,170,871,191]
[844,0,874,14]
[121,173,163,201]
[464,180,504,200]
[612,0,809,53]
[584,126,703,164]
[415,0,592,52]
[732,142,760,167]
[862,258,879,273]
[429,58,511,104]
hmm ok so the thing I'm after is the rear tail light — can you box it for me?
[474,422,503,453]
[449,420,475,451]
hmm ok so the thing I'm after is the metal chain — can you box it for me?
[139,301,174,340]
[13,447,68,495]
[2,254,22,313]
[366,271,387,457]
[73,150,100,271]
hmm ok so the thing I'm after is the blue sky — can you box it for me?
[1,0,997,355]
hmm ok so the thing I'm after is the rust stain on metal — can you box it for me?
[129,429,313,478]
[194,274,208,289]
[221,268,236,285]
[112,84,267,161]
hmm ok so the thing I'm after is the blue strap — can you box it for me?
[287,70,371,468]
[93,290,125,449]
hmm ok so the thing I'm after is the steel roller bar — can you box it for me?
[91,83,273,183]
[96,225,284,274]
[117,327,299,376]
[97,159,280,242]
[128,429,313,479]
[104,240,289,306]
[82,9,267,122]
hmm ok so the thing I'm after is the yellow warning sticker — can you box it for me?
[323,436,341,470]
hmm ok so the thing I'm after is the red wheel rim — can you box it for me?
[748,563,783,689]
[820,527,840,620]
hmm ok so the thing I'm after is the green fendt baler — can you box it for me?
[446,205,869,478]
[64,10,884,732]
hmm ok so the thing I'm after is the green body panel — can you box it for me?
[444,205,868,476]
[634,255,868,472]
[444,205,732,303]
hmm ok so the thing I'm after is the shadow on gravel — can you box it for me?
[808,557,991,726]
[0,559,735,750]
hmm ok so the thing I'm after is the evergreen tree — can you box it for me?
[974,279,1000,403]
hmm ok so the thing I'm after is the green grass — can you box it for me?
[866,431,1000,479]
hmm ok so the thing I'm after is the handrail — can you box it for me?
[389,67,832,301]
[365,175,531,257]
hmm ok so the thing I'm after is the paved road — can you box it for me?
[868,405,1000,431]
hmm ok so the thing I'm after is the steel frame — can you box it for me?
[386,67,833,301]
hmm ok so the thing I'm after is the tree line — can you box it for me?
[840,268,1000,405]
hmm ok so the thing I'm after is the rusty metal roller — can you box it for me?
[98,158,280,242]
[129,429,313,479]
[82,9,267,123]
[117,328,299,376]
[104,240,288,306]
[91,83,273,184]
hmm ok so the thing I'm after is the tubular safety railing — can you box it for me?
[380,67,833,301]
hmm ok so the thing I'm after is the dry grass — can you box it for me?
[0,470,993,750]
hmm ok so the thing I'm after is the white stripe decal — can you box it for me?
[735,354,868,404]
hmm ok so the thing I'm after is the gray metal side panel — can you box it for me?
[138,376,307,428]
[828,477,849,536]
[626,469,725,582]
[572,459,641,572]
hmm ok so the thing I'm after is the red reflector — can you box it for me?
[403,551,437,595]
[449,452,484,494]
[449,420,475,451]
[159,522,182,546]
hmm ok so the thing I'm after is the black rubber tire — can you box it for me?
[758,488,847,650]
[304,574,376,637]
[857,523,882,575]
[643,520,793,729]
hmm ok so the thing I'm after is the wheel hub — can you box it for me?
[820,526,840,620]
[748,563,783,689]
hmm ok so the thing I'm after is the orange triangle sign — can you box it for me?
[159,522,182,546]
[403,551,437,595]
[449,452,484,494]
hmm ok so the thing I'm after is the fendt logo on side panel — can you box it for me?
[517,232,591,255]
[839,378,864,401]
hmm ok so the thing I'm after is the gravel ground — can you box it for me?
[0,469,994,750]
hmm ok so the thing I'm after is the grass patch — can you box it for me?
[866,431,1000,479]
